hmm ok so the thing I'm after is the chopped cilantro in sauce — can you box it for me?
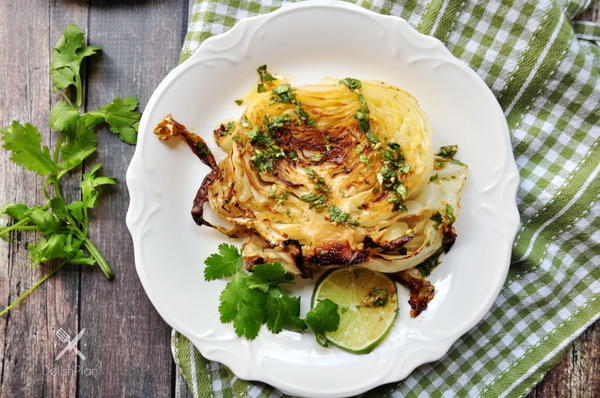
[257,64,275,82]
[416,249,443,277]
[240,116,251,129]
[361,288,389,307]
[247,127,272,147]
[430,211,443,229]
[264,114,291,134]
[434,157,449,170]
[328,205,359,227]
[295,105,315,127]
[436,145,458,159]
[340,78,362,91]
[305,167,318,178]
[379,143,411,211]
[267,83,316,126]
[196,142,211,155]
[234,99,243,106]
[340,78,380,144]
[268,187,290,205]
[445,204,456,225]
[359,154,371,165]
[300,193,327,208]
[215,121,235,137]
[271,84,296,104]
[305,167,330,194]
[250,146,285,172]
[256,65,277,93]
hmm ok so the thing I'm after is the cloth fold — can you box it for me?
[173,0,599,396]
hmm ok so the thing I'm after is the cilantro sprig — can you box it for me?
[0,25,141,315]
[204,243,340,340]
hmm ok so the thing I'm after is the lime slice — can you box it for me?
[312,267,398,354]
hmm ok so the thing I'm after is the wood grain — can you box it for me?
[0,1,85,397]
[76,0,187,396]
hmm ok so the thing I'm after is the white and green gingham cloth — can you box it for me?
[172,0,600,396]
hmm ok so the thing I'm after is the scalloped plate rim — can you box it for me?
[126,1,520,397]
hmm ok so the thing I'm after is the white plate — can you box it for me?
[126,1,520,396]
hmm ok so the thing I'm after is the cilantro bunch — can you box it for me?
[204,244,340,341]
[0,25,140,315]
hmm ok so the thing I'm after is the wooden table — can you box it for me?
[0,1,597,397]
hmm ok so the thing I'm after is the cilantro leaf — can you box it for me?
[50,24,100,92]
[27,232,88,266]
[0,122,59,176]
[218,273,266,339]
[218,273,242,323]
[204,243,242,281]
[49,101,80,131]
[1,204,29,220]
[265,287,306,333]
[251,263,293,285]
[81,164,117,209]
[305,298,340,334]
[59,118,98,171]
[246,262,293,291]
[234,282,266,339]
[89,97,140,144]
[26,207,62,234]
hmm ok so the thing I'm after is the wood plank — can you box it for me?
[76,1,188,396]
[529,322,600,398]
[0,1,87,397]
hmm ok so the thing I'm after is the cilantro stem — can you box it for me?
[50,179,113,280]
[1,225,38,234]
[0,262,65,316]
[56,169,69,180]
[53,133,65,164]
[75,74,83,108]
[82,238,113,279]
[0,218,30,235]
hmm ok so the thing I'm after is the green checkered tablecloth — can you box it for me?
[172,0,600,396]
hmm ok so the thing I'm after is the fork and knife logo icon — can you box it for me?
[55,328,86,361]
